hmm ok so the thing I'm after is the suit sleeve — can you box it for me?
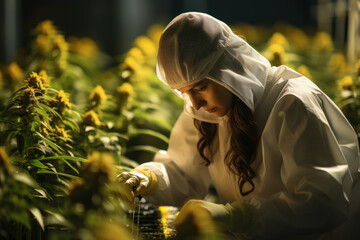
[136,112,211,207]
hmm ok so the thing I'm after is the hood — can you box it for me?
[156,12,273,123]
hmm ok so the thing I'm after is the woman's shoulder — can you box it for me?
[272,66,325,109]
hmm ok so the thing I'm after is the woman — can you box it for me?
[118,12,360,239]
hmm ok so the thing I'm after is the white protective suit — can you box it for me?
[136,12,360,239]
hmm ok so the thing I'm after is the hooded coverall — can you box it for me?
[136,12,360,239]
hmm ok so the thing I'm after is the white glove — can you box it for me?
[117,168,157,208]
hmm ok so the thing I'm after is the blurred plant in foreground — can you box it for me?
[0,147,48,239]
[48,151,132,240]
[337,59,360,140]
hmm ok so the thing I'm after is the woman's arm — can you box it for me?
[137,112,211,207]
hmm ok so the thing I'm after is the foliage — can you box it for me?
[0,20,180,240]
[336,60,360,139]
[0,147,47,239]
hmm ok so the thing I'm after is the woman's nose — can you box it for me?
[189,94,205,110]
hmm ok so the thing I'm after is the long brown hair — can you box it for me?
[194,96,258,196]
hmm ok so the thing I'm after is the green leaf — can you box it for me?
[126,145,159,154]
[34,188,52,200]
[7,86,27,102]
[37,169,79,179]
[13,173,37,188]
[28,160,51,169]
[44,210,68,226]
[129,129,169,144]
[115,165,135,173]
[33,155,87,162]
[29,207,44,230]
[35,107,51,126]
[63,119,80,132]
[133,111,173,132]
[36,132,63,153]
[119,155,139,168]
[66,109,82,121]
[63,159,79,174]
[37,144,53,154]
[97,129,129,141]
[38,103,63,120]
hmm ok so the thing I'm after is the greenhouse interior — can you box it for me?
[0,0,360,239]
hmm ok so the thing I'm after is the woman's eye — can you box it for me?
[197,85,207,91]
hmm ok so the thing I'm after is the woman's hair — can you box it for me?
[193,96,258,196]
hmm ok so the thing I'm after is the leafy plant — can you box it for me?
[336,60,360,140]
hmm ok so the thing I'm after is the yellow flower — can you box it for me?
[53,90,71,113]
[268,44,285,66]
[117,82,134,97]
[338,75,354,91]
[127,47,144,64]
[67,179,87,204]
[231,23,261,45]
[53,35,68,70]
[54,126,70,139]
[297,65,312,79]
[116,82,134,110]
[39,124,50,137]
[35,20,57,36]
[313,32,333,52]
[56,57,68,70]
[269,44,284,55]
[27,72,45,91]
[39,70,51,85]
[89,85,107,106]
[0,147,12,176]
[82,110,101,126]
[128,66,155,84]
[328,53,350,75]
[147,24,164,46]
[286,27,309,51]
[68,179,85,195]
[35,34,51,53]
[83,151,116,183]
[21,87,39,105]
[53,35,68,52]
[68,179,84,192]
[120,56,140,71]
[268,33,289,49]
[68,36,99,58]
[134,36,157,57]
[7,62,24,82]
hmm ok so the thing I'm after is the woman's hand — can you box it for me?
[117,168,157,208]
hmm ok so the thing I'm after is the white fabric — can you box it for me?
[139,12,360,239]
[156,12,271,114]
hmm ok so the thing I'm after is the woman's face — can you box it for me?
[177,79,234,117]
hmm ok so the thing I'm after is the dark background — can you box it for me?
[0,0,326,64]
